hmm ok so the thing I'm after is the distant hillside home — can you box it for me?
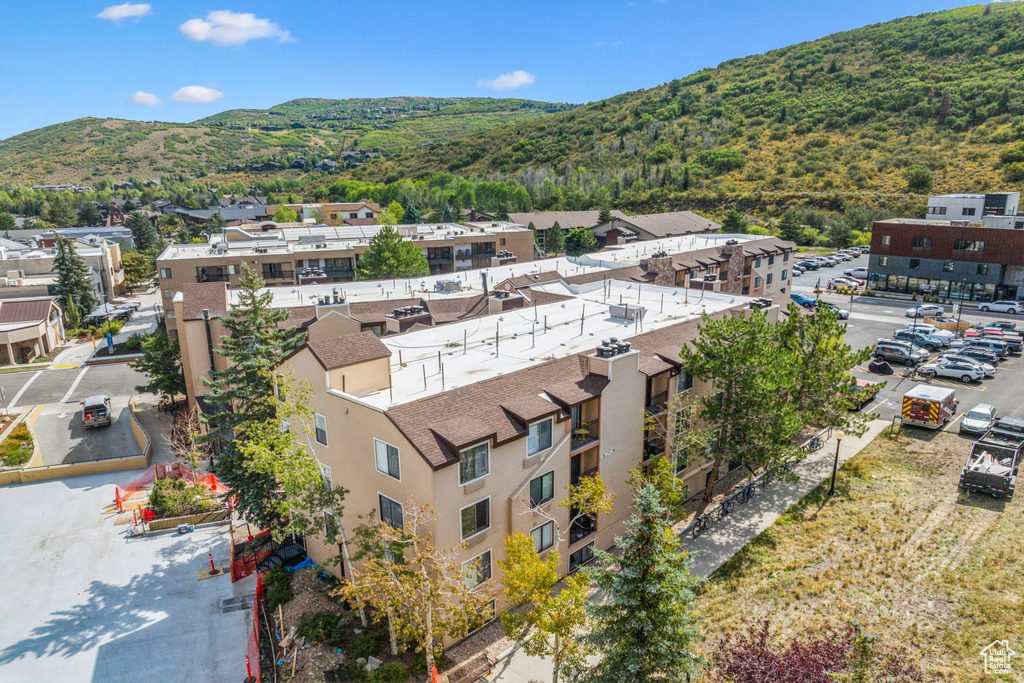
[252,162,283,172]
[283,202,380,226]
[316,159,339,172]
[290,157,307,169]
[0,297,65,365]
[175,205,271,225]
[112,181,134,190]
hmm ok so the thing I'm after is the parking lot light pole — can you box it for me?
[828,431,845,496]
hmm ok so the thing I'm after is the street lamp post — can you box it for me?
[828,431,845,496]
[955,279,967,336]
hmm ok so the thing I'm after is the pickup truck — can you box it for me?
[959,417,1023,499]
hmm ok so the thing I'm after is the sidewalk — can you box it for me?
[486,419,890,683]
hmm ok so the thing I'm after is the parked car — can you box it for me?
[873,339,929,366]
[844,267,869,279]
[979,300,1023,314]
[980,320,1018,333]
[938,353,996,377]
[791,292,817,308]
[832,253,853,261]
[82,395,113,428]
[905,304,946,318]
[797,260,820,271]
[942,345,1000,366]
[813,257,837,267]
[962,338,1011,357]
[893,328,949,351]
[960,404,998,435]
[840,378,881,410]
[918,360,985,383]
[905,323,955,343]
[832,276,864,288]
[792,265,804,275]
[819,303,850,319]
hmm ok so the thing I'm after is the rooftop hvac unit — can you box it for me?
[725,239,739,245]
[609,303,646,321]
[6,270,25,280]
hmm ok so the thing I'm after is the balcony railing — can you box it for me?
[646,392,668,415]
[569,515,596,545]
[197,273,230,283]
[262,269,295,281]
[571,465,599,488]
[571,420,599,451]
[643,440,664,462]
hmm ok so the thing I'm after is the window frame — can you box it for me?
[878,256,889,266]
[458,441,490,485]
[569,542,596,573]
[159,267,172,279]
[531,521,555,553]
[374,438,401,481]
[314,413,328,446]
[530,470,555,507]
[527,418,553,456]
[781,269,788,281]
[378,494,404,530]
[463,549,493,590]
[881,235,891,246]
[753,275,762,289]
[766,272,773,285]
[460,497,491,540]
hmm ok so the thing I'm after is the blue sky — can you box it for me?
[0,1,971,139]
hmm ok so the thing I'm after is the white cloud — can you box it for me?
[96,3,151,22]
[171,85,225,103]
[130,91,161,106]
[179,10,294,46]
[595,40,623,47]
[477,70,536,91]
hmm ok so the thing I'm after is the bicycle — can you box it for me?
[805,435,824,453]
[718,499,734,519]
[736,483,755,504]
[691,512,713,538]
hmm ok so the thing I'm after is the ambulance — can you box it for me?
[901,385,958,429]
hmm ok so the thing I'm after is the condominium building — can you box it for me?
[281,279,780,605]
[926,192,1022,229]
[0,240,124,302]
[157,221,535,336]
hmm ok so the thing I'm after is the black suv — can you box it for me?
[872,340,929,366]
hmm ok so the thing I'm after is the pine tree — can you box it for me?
[564,226,599,257]
[546,222,565,254]
[125,211,159,251]
[598,207,613,223]
[77,203,102,226]
[402,205,422,224]
[54,235,98,322]
[587,484,704,681]
[356,226,429,280]
[778,210,802,242]
[131,327,187,402]
[202,264,308,529]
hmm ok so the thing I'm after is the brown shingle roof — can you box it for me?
[277,306,317,330]
[181,282,230,320]
[615,211,721,238]
[348,297,422,325]
[0,298,55,324]
[306,331,391,370]
[507,210,627,231]
[423,295,490,324]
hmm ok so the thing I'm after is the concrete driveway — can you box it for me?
[34,398,140,466]
[0,471,253,683]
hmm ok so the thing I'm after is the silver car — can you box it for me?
[918,360,984,383]
[960,404,997,435]
[939,353,996,377]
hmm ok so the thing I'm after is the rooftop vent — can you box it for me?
[725,239,740,246]
[595,339,632,358]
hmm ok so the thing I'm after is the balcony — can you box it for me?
[262,269,294,281]
[569,514,596,545]
[646,392,668,415]
[196,272,230,283]
[112,269,125,285]
[571,465,598,488]
[571,420,599,451]
[643,440,664,462]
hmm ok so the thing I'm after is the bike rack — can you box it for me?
[889,415,904,439]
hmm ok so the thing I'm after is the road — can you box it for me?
[789,253,1024,425]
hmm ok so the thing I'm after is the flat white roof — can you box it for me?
[357,279,750,408]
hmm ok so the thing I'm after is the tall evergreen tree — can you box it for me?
[401,204,422,224]
[587,484,704,681]
[131,327,186,402]
[77,203,102,226]
[53,235,98,322]
[546,222,565,254]
[45,198,76,227]
[202,264,308,529]
[125,211,159,251]
[778,210,802,242]
[598,207,613,223]
[356,226,429,280]
[0,212,15,237]
[564,226,599,256]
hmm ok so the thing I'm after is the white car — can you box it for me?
[960,404,997,435]
[832,276,863,287]
[907,324,956,344]
[905,304,945,318]
[938,353,996,377]
[918,360,984,383]
[845,267,869,279]
[978,300,1023,315]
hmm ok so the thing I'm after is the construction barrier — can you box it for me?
[114,461,227,511]
[246,573,266,683]
[147,508,231,531]
[232,529,273,582]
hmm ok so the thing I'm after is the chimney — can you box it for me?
[481,272,488,296]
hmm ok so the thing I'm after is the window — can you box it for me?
[753,276,762,289]
[159,268,172,279]
[1015,221,1024,230]
[754,256,762,268]
[962,207,976,216]
[677,370,693,393]
[783,251,790,262]
[468,601,496,635]
[528,419,552,455]
[320,463,332,492]
[909,259,919,270]
[766,273,773,285]
[977,264,989,275]
[228,264,239,275]
[953,240,985,252]
[881,235,891,246]
[531,521,554,553]
[459,442,489,484]
[781,269,788,281]
[911,237,932,248]
[530,471,555,507]
[943,261,955,272]
[379,495,403,530]
[768,254,775,266]
[460,498,490,539]
[569,543,595,573]
[163,288,176,300]
[878,256,889,266]
[500,238,506,246]
[463,550,492,589]
[374,439,400,480]
[928,206,947,215]
[314,414,328,445]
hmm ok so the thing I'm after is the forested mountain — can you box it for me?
[0,97,564,186]
[362,3,1024,212]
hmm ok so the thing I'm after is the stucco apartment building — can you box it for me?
[157,221,534,336]
[0,240,125,303]
[281,202,381,226]
[281,280,779,605]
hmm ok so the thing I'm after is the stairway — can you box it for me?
[255,535,306,572]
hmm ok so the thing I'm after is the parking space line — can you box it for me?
[8,371,42,409]
[942,414,964,432]
[60,367,89,403]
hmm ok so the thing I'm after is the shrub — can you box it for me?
[147,477,218,517]
[96,319,124,336]
[264,567,293,611]
[124,333,146,352]
[0,422,33,467]
[296,611,350,648]
[349,627,386,660]
[371,661,409,683]
[347,660,370,682]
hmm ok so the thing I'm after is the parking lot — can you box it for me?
[34,398,140,466]
[790,252,1024,428]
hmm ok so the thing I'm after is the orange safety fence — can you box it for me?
[114,462,228,511]
[231,529,273,582]
[246,572,265,682]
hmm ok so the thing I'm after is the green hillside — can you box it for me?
[363,3,1024,210]
[0,97,567,186]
